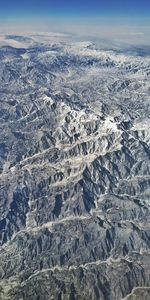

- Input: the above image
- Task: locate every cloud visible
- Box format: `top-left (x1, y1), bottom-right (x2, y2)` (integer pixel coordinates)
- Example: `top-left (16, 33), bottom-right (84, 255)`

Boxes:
top-left (129, 32), bottom-right (144, 35)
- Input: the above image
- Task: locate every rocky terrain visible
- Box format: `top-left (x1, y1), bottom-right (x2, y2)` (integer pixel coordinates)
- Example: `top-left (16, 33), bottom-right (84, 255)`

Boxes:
top-left (0, 34), bottom-right (150, 299)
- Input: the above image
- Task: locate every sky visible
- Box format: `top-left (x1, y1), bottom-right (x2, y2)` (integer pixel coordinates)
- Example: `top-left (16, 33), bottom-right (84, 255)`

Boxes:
top-left (0, 0), bottom-right (150, 45)
top-left (1, 0), bottom-right (150, 18)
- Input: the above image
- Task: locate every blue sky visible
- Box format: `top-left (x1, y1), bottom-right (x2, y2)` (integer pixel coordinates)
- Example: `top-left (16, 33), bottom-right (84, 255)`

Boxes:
top-left (0, 0), bottom-right (150, 45)
top-left (1, 0), bottom-right (150, 18)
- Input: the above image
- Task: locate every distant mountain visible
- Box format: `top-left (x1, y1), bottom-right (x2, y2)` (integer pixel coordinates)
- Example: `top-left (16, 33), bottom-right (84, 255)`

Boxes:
top-left (5, 35), bottom-right (33, 43)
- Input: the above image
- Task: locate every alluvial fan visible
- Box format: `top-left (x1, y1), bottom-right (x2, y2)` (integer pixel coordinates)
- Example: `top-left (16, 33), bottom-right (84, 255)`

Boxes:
top-left (0, 35), bottom-right (150, 300)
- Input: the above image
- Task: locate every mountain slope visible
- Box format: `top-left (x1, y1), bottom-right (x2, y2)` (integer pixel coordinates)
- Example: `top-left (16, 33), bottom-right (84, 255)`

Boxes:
top-left (0, 35), bottom-right (150, 300)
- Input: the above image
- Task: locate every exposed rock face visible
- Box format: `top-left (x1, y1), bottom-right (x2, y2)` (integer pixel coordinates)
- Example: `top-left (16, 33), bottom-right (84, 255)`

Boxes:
top-left (0, 35), bottom-right (150, 299)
